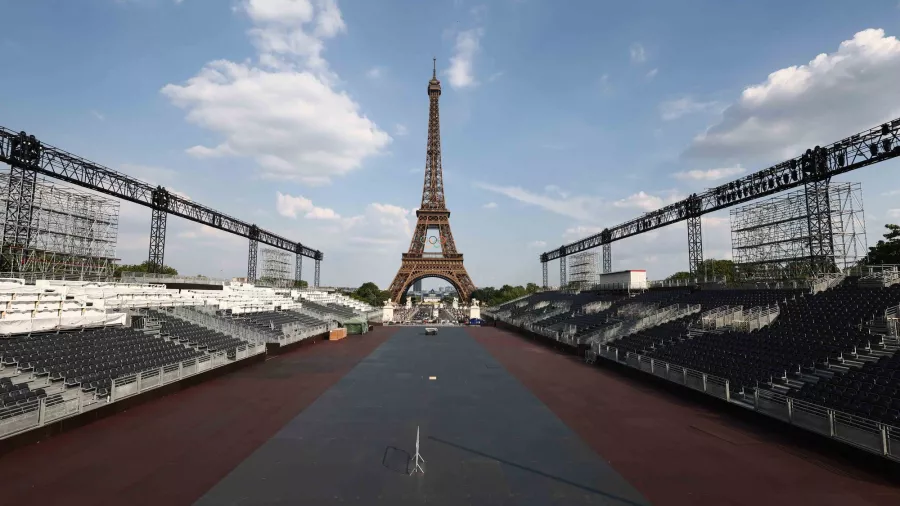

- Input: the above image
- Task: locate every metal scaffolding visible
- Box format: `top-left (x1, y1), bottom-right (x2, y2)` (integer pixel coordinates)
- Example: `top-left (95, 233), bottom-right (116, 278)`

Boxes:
top-left (730, 182), bottom-right (865, 280)
top-left (0, 170), bottom-right (119, 280)
top-left (260, 247), bottom-right (292, 288)
top-left (568, 251), bottom-right (600, 289)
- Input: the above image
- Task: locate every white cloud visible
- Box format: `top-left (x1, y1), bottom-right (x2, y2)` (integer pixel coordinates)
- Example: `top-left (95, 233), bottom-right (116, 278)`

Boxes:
top-left (394, 124), bottom-right (408, 136)
top-left (366, 66), bottom-right (384, 79)
top-left (685, 28), bottom-right (900, 161)
top-left (544, 185), bottom-right (569, 199)
top-left (447, 28), bottom-right (484, 89)
top-left (882, 189), bottom-right (900, 196)
top-left (528, 240), bottom-right (547, 248)
top-left (888, 209), bottom-right (900, 218)
top-left (474, 182), bottom-right (605, 221)
top-left (90, 110), bottom-right (105, 121)
top-left (613, 191), bottom-right (682, 212)
top-left (275, 191), bottom-right (341, 220)
top-left (646, 68), bottom-right (658, 80)
top-left (673, 166), bottom-right (745, 181)
top-left (162, 0), bottom-right (391, 185)
top-left (659, 97), bottom-right (721, 121)
top-left (630, 43), bottom-right (646, 64)
top-left (276, 193), bottom-right (411, 245)
top-left (488, 71), bottom-right (503, 82)
top-left (483, 201), bottom-right (498, 209)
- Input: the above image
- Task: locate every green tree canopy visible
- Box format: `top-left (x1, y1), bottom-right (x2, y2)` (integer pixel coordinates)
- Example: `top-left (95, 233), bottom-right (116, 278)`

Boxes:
top-left (864, 224), bottom-right (900, 265)
top-left (349, 281), bottom-right (392, 307)
top-left (666, 259), bottom-right (735, 282)
top-left (114, 261), bottom-right (177, 278)
top-left (470, 283), bottom-right (541, 306)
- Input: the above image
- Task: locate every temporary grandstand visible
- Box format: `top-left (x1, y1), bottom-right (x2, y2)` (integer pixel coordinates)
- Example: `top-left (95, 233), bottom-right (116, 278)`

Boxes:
top-left (485, 272), bottom-right (900, 462)
top-left (0, 277), bottom-right (357, 441)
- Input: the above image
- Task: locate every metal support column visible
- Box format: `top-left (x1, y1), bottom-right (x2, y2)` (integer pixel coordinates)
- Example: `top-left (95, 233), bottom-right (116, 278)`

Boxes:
top-left (803, 147), bottom-right (835, 274)
top-left (602, 243), bottom-right (611, 274)
top-left (314, 255), bottom-right (321, 288)
top-left (541, 260), bottom-right (548, 289)
top-left (686, 195), bottom-right (703, 275)
top-left (247, 225), bottom-right (259, 283)
top-left (295, 252), bottom-right (302, 286)
top-left (0, 133), bottom-right (40, 275)
top-left (559, 257), bottom-right (567, 288)
top-left (148, 186), bottom-right (169, 273)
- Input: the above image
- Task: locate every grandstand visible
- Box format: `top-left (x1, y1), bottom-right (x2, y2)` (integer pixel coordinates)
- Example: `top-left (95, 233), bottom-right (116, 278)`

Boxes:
top-left (485, 272), bottom-right (900, 461)
top-left (0, 278), bottom-right (351, 441)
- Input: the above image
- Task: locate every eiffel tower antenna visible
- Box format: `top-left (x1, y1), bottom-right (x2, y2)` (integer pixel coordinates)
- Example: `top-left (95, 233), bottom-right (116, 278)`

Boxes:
top-left (387, 62), bottom-right (476, 303)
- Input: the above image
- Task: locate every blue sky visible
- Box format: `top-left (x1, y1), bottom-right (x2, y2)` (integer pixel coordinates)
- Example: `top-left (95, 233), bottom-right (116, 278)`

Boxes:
top-left (2, 0), bottom-right (900, 289)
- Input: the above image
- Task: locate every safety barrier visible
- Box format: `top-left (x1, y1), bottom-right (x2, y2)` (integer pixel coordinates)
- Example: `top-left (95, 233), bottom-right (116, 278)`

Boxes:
top-left (591, 345), bottom-right (900, 462)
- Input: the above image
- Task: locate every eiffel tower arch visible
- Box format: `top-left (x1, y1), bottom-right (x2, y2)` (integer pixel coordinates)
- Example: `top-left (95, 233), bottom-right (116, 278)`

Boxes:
top-left (388, 60), bottom-right (476, 303)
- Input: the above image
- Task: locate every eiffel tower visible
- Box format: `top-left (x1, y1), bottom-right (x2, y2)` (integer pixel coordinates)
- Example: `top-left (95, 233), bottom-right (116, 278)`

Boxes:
top-left (387, 60), bottom-right (476, 303)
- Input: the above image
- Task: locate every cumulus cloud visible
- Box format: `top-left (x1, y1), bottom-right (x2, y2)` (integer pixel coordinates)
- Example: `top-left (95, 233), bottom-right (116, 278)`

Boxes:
top-left (275, 191), bottom-right (341, 220)
top-left (483, 201), bottom-right (498, 209)
top-left (394, 124), bottom-right (408, 136)
top-left (646, 68), bottom-right (658, 80)
top-left (528, 240), bottom-right (547, 248)
top-left (162, 0), bottom-right (391, 185)
top-left (447, 28), bottom-right (484, 89)
top-left (685, 28), bottom-right (900, 162)
top-left (673, 166), bottom-right (745, 181)
top-left (612, 191), bottom-right (683, 212)
top-left (660, 97), bottom-right (721, 121)
top-left (276, 192), bottom-right (411, 246)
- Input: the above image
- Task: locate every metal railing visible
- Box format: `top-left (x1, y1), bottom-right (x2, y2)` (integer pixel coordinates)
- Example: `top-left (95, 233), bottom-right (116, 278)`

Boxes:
top-left (590, 345), bottom-right (900, 462)
top-left (0, 340), bottom-right (266, 441)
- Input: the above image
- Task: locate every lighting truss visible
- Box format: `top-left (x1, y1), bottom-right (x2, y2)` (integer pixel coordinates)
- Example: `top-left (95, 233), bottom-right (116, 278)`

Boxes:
top-left (540, 118), bottom-right (900, 262)
top-left (0, 127), bottom-right (321, 260)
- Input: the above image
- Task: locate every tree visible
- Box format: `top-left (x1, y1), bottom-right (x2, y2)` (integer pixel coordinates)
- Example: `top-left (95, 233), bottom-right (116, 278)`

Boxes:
top-left (349, 281), bottom-right (391, 307)
top-left (665, 259), bottom-right (735, 282)
top-left (293, 280), bottom-right (309, 288)
top-left (114, 261), bottom-right (177, 278)
top-left (470, 283), bottom-right (541, 307)
top-left (863, 224), bottom-right (900, 265)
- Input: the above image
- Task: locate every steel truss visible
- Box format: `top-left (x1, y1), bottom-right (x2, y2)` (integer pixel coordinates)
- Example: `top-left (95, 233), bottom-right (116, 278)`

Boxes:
top-left (540, 118), bottom-right (900, 267)
top-left (0, 170), bottom-right (119, 280)
top-left (602, 243), bottom-right (611, 274)
top-left (314, 258), bottom-right (321, 288)
top-left (247, 226), bottom-right (258, 283)
top-left (730, 182), bottom-right (865, 279)
top-left (0, 129), bottom-right (322, 265)
top-left (542, 261), bottom-right (548, 288)
top-left (568, 251), bottom-right (600, 289)
top-left (148, 187), bottom-right (167, 272)
top-left (295, 253), bottom-right (302, 285)
top-left (260, 247), bottom-right (292, 288)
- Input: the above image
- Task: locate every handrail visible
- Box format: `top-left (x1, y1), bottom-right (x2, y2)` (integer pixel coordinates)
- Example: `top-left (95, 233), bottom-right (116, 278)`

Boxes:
top-left (594, 344), bottom-right (899, 462)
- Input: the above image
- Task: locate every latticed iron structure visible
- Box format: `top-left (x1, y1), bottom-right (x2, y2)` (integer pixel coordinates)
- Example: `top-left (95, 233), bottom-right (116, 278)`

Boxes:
top-left (388, 60), bottom-right (476, 302)
top-left (730, 182), bottom-right (865, 280)
top-left (0, 170), bottom-right (119, 280)
top-left (568, 251), bottom-right (600, 288)
top-left (259, 247), bottom-right (292, 288)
